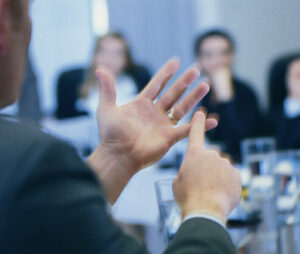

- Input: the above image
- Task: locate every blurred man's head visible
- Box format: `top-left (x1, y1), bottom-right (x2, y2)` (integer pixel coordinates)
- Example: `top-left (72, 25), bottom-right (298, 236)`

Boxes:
top-left (287, 58), bottom-right (300, 99)
top-left (0, 0), bottom-right (31, 109)
top-left (194, 29), bottom-right (235, 77)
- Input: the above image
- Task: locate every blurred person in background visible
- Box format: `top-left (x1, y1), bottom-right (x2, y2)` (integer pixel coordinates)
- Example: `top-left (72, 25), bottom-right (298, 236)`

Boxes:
top-left (56, 32), bottom-right (151, 119)
top-left (267, 53), bottom-right (300, 114)
top-left (264, 57), bottom-right (300, 149)
top-left (49, 33), bottom-right (151, 155)
top-left (0, 0), bottom-right (241, 253)
top-left (194, 29), bottom-right (260, 162)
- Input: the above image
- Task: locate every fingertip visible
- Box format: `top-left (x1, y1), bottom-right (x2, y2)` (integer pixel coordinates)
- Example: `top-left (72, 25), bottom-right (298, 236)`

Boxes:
top-left (193, 110), bottom-right (205, 122)
top-left (201, 82), bottom-right (210, 93)
top-left (205, 118), bottom-right (218, 131)
top-left (198, 111), bottom-right (206, 120)
top-left (189, 111), bottom-right (205, 145)
top-left (168, 57), bottom-right (180, 73)
top-left (211, 118), bottom-right (218, 127)
top-left (192, 62), bottom-right (201, 72)
top-left (190, 68), bottom-right (201, 79)
top-left (170, 56), bottom-right (180, 64)
top-left (95, 66), bottom-right (113, 78)
top-left (95, 67), bottom-right (107, 82)
top-left (94, 68), bottom-right (102, 79)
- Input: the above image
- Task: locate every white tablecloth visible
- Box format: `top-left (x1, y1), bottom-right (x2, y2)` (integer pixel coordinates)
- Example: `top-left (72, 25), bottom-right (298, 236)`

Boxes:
top-left (112, 166), bottom-right (178, 226)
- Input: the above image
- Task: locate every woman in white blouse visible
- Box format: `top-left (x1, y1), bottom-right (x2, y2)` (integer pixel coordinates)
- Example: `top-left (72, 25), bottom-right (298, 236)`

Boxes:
top-left (46, 33), bottom-right (150, 155)
top-left (78, 33), bottom-right (141, 114)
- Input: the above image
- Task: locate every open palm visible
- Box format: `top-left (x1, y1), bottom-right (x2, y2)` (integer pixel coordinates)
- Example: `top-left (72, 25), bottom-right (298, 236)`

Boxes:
top-left (96, 59), bottom-right (217, 173)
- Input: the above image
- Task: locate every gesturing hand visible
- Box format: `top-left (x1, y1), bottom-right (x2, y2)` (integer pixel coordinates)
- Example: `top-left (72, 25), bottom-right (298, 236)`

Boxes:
top-left (96, 59), bottom-right (217, 173)
top-left (88, 59), bottom-right (218, 204)
top-left (173, 111), bottom-right (241, 224)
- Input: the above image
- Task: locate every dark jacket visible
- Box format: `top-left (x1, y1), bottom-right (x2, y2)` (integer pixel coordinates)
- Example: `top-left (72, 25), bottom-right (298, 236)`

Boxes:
top-left (201, 78), bottom-right (260, 162)
top-left (55, 65), bottom-right (151, 119)
top-left (0, 115), bottom-right (236, 254)
top-left (261, 108), bottom-right (300, 150)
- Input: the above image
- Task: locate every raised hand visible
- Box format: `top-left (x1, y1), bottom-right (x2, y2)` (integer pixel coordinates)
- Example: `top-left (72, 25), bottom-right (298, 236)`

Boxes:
top-left (96, 59), bottom-right (217, 171)
top-left (88, 59), bottom-right (218, 203)
top-left (173, 111), bottom-right (241, 223)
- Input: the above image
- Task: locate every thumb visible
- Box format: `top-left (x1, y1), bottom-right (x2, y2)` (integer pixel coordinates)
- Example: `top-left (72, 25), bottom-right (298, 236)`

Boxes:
top-left (188, 111), bottom-right (206, 149)
top-left (95, 67), bottom-right (117, 107)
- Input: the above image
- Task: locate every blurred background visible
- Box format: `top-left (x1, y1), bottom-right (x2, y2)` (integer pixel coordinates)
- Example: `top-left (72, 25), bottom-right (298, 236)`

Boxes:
top-left (28, 0), bottom-right (300, 114)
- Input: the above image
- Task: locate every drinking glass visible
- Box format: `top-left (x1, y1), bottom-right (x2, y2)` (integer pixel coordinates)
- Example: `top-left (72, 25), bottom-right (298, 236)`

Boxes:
top-left (241, 137), bottom-right (276, 176)
top-left (155, 179), bottom-right (181, 242)
top-left (272, 150), bottom-right (300, 254)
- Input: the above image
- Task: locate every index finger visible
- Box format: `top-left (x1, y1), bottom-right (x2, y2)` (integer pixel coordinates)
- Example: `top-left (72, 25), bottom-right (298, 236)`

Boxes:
top-left (139, 58), bottom-right (180, 100)
top-left (188, 111), bottom-right (206, 148)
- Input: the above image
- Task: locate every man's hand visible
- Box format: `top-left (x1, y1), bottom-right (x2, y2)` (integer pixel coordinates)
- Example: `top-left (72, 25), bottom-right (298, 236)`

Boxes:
top-left (173, 111), bottom-right (241, 224)
top-left (211, 67), bottom-right (234, 103)
top-left (88, 59), bottom-right (218, 204)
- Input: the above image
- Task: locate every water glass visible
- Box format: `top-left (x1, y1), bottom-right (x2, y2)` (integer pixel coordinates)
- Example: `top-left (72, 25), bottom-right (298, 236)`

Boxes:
top-left (272, 150), bottom-right (300, 254)
top-left (241, 137), bottom-right (276, 176)
top-left (155, 179), bottom-right (181, 242)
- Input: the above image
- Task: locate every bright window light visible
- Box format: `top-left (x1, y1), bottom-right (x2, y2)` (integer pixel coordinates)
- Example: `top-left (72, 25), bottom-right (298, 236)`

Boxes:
top-left (91, 0), bottom-right (110, 36)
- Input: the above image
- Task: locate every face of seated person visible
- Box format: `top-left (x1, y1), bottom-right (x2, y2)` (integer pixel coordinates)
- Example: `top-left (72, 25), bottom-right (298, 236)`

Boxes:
top-left (287, 59), bottom-right (300, 99)
top-left (197, 36), bottom-right (234, 78)
top-left (93, 36), bottom-right (128, 78)
top-left (0, 0), bottom-right (31, 109)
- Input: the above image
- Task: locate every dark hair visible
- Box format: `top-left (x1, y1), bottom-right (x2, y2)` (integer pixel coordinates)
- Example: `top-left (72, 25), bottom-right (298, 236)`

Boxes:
top-left (194, 29), bottom-right (235, 56)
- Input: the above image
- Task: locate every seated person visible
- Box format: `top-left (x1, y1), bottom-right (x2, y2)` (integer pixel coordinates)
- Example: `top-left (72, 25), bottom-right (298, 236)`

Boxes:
top-left (0, 1), bottom-right (241, 253)
top-left (48, 33), bottom-right (151, 154)
top-left (265, 57), bottom-right (300, 149)
top-left (194, 29), bottom-right (260, 162)
top-left (56, 32), bottom-right (151, 119)
top-left (267, 53), bottom-right (300, 114)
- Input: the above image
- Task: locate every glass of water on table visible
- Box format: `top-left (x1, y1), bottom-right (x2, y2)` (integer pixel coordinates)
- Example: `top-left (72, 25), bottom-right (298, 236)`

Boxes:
top-left (272, 150), bottom-right (300, 254)
top-left (239, 138), bottom-right (278, 253)
top-left (155, 179), bottom-right (181, 243)
top-left (241, 137), bottom-right (276, 177)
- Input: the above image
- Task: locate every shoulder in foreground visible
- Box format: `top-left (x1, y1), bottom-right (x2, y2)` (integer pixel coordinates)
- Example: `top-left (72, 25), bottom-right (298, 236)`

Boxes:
top-left (0, 115), bottom-right (66, 155)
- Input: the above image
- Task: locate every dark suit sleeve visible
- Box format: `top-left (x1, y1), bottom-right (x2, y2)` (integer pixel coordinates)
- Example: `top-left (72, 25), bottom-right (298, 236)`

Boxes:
top-left (165, 218), bottom-right (236, 254)
top-left (1, 138), bottom-right (236, 254)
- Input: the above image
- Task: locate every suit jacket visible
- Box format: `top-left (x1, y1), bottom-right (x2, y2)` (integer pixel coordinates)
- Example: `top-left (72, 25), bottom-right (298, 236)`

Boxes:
top-left (201, 77), bottom-right (260, 162)
top-left (0, 115), bottom-right (236, 254)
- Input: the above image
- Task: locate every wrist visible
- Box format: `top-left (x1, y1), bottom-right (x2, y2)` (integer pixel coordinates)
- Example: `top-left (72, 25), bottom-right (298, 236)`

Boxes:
top-left (89, 145), bottom-right (142, 174)
top-left (87, 145), bottom-right (139, 204)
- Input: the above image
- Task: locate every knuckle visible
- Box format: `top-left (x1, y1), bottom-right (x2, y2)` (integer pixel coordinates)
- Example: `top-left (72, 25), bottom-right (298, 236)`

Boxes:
top-left (173, 108), bottom-right (184, 120)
